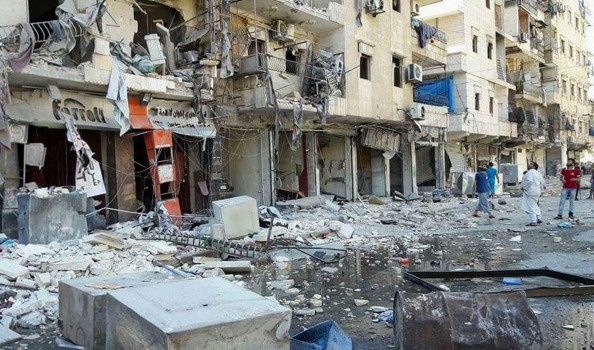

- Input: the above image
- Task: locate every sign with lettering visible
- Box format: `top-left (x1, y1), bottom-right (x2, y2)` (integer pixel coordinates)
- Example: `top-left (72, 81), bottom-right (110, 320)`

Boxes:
top-left (147, 100), bottom-right (217, 138)
top-left (6, 90), bottom-right (120, 131)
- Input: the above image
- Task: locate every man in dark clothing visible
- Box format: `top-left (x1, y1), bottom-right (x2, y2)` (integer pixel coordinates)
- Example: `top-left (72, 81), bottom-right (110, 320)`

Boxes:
top-left (555, 158), bottom-right (580, 220)
top-left (473, 165), bottom-right (495, 219)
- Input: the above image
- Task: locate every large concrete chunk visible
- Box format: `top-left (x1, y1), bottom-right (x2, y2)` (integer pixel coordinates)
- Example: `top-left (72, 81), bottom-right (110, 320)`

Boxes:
top-left (212, 196), bottom-right (259, 238)
top-left (17, 192), bottom-right (88, 244)
top-left (0, 260), bottom-right (29, 280)
top-left (105, 278), bottom-right (291, 350)
top-left (59, 272), bottom-right (179, 350)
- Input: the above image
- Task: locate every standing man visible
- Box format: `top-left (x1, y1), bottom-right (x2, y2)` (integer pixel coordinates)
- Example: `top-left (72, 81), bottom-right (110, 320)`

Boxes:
top-left (486, 162), bottom-right (498, 197)
top-left (575, 162), bottom-right (582, 200)
top-left (555, 158), bottom-right (581, 220)
top-left (473, 165), bottom-right (495, 219)
top-left (521, 162), bottom-right (545, 226)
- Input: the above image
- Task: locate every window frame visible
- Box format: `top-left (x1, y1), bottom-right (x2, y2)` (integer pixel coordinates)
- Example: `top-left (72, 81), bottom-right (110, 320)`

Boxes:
top-left (392, 56), bottom-right (403, 88)
top-left (472, 35), bottom-right (478, 53)
top-left (360, 54), bottom-right (371, 80)
top-left (475, 93), bottom-right (480, 111)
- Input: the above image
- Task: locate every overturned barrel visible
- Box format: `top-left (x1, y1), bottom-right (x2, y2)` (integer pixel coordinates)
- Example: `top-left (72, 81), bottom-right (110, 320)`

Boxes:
top-left (394, 291), bottom-right (542, 350)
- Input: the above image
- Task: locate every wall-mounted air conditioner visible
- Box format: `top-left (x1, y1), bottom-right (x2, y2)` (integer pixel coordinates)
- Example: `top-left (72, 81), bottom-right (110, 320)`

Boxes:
top-left (365, 0), bottom-right (385, 16)
top-left (557, 3), bottom-right (566, 12)
top-left (407, 63), bottom-right (423, 83)
top-left (411, 1), bottom-right (420, 16)
top-left (518, 32), bottom-right (529, 43)
top-left (272, 20), bottom-right (294, 42)
top-left (409, 103), bottom-right (426, 120)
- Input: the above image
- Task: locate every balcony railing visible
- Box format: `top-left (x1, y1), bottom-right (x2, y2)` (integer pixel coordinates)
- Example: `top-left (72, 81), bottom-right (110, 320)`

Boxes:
top-left (0, 20), bottom-right (86, 50)
top-left (413, 89), bottom-right (449, 107)
top-left (505, 0), bottom-right (545, 16)
top-left (238, 53), bottom-right (325, 78)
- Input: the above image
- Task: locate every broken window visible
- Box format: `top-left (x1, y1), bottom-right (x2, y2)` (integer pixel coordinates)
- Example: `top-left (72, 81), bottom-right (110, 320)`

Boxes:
top-left (28, 0), bottom-right (60, 22)
top-left (475, 93), bottom-right (480, 111)
top-left (486, 0), bottom-right (491, 9)
top-left (393, 0), bottom-right (400, 12)
top-left (487, 42), bottom-right (493, 59)
top-left (285, 49), bottom-right (299, 75)
top-left (472, 35), bottom-right (478, 53)
top-left (393, 57), bottom-right (402, 88)
top-left (360, 54), bottom-right (371, 80)
top-left (489, 97), bottom-right (494, 114)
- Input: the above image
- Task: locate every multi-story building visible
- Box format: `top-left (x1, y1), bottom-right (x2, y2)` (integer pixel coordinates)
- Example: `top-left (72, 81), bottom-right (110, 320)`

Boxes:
top-left (419, 0), bottom-right (519, 190)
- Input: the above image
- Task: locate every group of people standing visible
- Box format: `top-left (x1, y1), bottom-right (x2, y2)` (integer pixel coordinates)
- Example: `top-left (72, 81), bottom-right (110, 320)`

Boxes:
top-left (472, 159), bottom-right (594, 226)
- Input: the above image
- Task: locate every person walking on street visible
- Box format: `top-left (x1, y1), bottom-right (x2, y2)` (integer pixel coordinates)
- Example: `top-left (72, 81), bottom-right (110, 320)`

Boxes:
top-left (486, 162), bottom-right (498, 197)
top-left (575, 162), bottom-right (582, 200)
top-left (555, 158), bottom-right (581, 220)
top-left (521, 162), bottom-right (545, 226)
top-left (473, 165), bottom-right (495, 219)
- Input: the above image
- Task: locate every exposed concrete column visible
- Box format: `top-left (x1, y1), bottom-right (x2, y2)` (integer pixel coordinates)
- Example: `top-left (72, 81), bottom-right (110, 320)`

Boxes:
top-left (305, 133), bottom-right (319, 197)
top-left (345, 137), bottom-right (356, 201)
top-left (0, 146), bottom-right (20, 234)
top-left (115, 137), bottom-right (137, 222)
top-left (435, 143), bottom-right (446, 189)
top-left (261, 130), bottom-right (274, 205)
top-left (401, 137), bottom-right (418, 197)
top-left (561, 142), bottom-right (568, 168)
top-left (382, 152), bottom-right (394, 196)
top-left (101, 132), bottom-right (118, 225)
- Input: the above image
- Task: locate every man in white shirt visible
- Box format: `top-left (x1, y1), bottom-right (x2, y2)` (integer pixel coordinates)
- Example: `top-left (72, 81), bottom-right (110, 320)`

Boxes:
top-left (521, 161), bottom-right (546, 226)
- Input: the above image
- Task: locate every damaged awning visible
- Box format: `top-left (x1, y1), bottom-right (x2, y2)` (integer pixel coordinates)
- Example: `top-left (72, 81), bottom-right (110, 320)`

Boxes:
top-left (145, 99), bottom-right (216, 138)
top-left (6, 90), bottom-right (121, 131)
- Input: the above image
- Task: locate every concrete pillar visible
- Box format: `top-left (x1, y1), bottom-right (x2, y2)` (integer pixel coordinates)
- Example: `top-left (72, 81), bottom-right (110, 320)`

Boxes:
top-left (261, 130), bottom-right (274, 206)
top-left (101, 132), bottom-right (118, 225)
top-left (345, 137), bottom-right (356, 201)
top-left (561, 142), bottom-right (568, 167)
top-left (382, 152), bottom-right (394, 196)
top-left (305, 133), bottom-right (319, 197)
top-left (435, 143), bottom-right (446, 189)
top-left (401, 137), bottom-right (418, 197)
top-left (0, 146), bottom-right (20, 236)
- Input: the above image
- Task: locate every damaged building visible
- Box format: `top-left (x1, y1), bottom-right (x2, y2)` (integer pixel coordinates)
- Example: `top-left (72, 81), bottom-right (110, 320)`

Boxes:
top-left (0, 0), bottom-right (593, 234)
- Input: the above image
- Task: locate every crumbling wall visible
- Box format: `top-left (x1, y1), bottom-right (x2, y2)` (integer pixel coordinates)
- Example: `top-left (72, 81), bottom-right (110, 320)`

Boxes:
top-left (0, 0), bottom-right (27, 25)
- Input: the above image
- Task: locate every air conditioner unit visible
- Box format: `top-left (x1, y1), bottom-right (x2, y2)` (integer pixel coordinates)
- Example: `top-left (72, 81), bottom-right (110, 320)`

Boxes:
top-left (407, 63), bottom-right (423, 83)
top-left (365, 0), bottom-right (385, 15)
top-left (272, 20), bottom-right (294, 42)
top-left (557, 3), bottom-right (566, 12)
top-left (451, 172), bottom-right (475, 195)
top-left (409, 103), bottom-right (426, 120)
top-left (518, 32), bottom-right (529, 43)
top-left (411, 1), bottom-right (420, 16)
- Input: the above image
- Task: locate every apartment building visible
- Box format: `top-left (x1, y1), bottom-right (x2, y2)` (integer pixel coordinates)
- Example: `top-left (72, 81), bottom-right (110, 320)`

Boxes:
top-left (419, 0), bottom-right (519, 191)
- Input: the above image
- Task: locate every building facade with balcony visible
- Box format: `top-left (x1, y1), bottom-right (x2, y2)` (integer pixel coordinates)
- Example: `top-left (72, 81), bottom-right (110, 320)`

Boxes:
top-left (420, 0), bottom-right (519, 190)
top-left (0, 0), bottom-right (223, 235)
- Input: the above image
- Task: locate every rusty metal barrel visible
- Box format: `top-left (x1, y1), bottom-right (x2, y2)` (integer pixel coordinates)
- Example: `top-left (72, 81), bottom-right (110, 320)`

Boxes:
top-left (394, 291), bottom-right (543, 350)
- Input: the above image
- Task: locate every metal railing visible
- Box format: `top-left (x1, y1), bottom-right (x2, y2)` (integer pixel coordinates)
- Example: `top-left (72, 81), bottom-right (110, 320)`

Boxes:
top-left (413, 90), bottom-right (449, 107)
top-left (0, 20), bottom-right (86, 49)
top-left (238, 53), bottom-right (331, 80)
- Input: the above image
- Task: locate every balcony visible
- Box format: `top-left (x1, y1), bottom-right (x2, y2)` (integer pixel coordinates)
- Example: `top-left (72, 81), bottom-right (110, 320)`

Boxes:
top-left (543, 84), bottom-right (560, 105)
top-left (233, 0), bottom-right (344, 32)
top-left (505, 0), bottom-right (546, 20)
top-left (515, 81), bottom-right (545, 104)
top-left (448, 113), bottom-right (501, 139)
top-left (411, 29), bottom-right (448, 67)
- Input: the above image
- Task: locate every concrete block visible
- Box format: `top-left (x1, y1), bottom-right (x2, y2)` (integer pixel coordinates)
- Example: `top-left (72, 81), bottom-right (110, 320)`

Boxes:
top-left (49, 257), bottom-right (93, 271)
top-left (59, 272), bottom-right (178, 350)
top-left (0, 260), bottom-right (29, 280)
top-left (198, 261), bottom-right (252, 273)
top-left (0, 326), bottom-right (21, 346)
top-left (94, 38), bottom-right (110, 56)
top-left (212, 196), bottom-right (259, 238)
top-left (83, 231), bottom-right (125, 250)
top-left (105, 278), bottom-right (291, 350)
top-left (17, 192), bottom-right (88, 244)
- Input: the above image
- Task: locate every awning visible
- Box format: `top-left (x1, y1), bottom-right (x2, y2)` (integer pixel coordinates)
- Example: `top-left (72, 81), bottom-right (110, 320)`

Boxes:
top-left (130, 98), bottom-right (217, 139)
top-left (6, 90), bottom-right (121, 131)
top-left (445, 144), bottom-right (468, 173)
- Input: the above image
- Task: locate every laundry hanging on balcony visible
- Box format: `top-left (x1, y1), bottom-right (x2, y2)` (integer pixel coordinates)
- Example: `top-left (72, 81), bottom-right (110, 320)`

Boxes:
top-left (411, 18), bottom-right (438, 48)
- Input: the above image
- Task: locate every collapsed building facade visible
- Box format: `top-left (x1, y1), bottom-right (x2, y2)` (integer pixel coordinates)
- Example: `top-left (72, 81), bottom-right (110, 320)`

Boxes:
top-left (0, 0), bottom-right (592, 234)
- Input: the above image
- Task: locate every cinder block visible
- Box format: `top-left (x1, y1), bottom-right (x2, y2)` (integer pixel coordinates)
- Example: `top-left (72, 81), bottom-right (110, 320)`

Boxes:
top-left (59, 272), bottom-right (179, 350)
top-left (212, 196), bottom-right (259, 238)
top-left (105, 278), bottom-right (292, 350)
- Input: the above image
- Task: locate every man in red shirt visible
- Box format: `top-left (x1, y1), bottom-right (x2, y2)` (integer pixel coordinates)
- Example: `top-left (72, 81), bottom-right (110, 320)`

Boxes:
top-left (555, 158), bottom-right (581, 220)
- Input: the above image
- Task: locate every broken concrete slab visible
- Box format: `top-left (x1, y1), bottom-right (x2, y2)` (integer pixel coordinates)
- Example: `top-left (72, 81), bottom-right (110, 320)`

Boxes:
top-left (0, 260), bottom-right (30, 280)
top-left (198, 261), bottom-right (252, 273)
top-left (84, 231), bottom-right (125, 250)
top-left (49, 257), bottom-right (93, 271)
top-left (59, 272), bottom-right (179, 350)
top-left (276, 195), bottom-right (334, 210)
top-left (212, 196), bottom-right (260, 239)
top-left (0, 326), bottom-right (21, 346)
top-left (105, 278), bottom-right (292, 350)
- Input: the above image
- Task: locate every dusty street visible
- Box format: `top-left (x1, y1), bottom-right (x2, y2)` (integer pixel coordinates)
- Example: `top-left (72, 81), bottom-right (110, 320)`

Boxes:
top-left (3, 186), bottom-right (594, 350)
